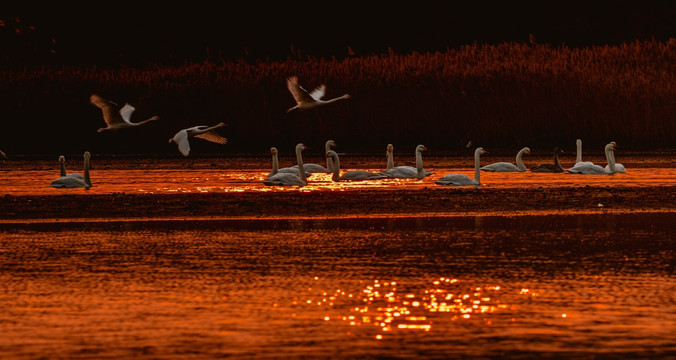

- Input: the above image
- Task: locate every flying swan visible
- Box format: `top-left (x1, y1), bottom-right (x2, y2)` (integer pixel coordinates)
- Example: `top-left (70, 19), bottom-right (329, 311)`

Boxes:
top-left (263, 143), bottom-right (308, 186)
top-left (436, 147), bottom-right (487, 188)
top-left (380, 144), bottom-right (433, 179)
top-left (90, 94), bottom-right (160, 132)
top-left (49, 151), bottom-right (92, 189)
top-left (169, 122), bottom-right (228, 156)
top-left (286, 76), bottom-right (351, 113)
top-left (567, 142), bottom-right (618, 174)
top-left (481, 147), bottom-right (530, 172)
top-left (325, 150), bottom-right (387, 181)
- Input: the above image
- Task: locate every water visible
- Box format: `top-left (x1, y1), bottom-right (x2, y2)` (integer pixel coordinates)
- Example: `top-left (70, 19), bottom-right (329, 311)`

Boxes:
top-left (0, 214), bottom-right (674, 359)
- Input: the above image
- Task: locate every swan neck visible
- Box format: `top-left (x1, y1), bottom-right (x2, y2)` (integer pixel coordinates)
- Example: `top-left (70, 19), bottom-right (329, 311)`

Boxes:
top-left (606, 146), bottom-right (616, 173)
top-left (516, 151), bottom-right (526, 171)
top-left (331, 154), bottom-right (341, 181)
top-left (474, 151), bottom-right (481, 184)
top-left (554, 151), bottom-right (561, 168)
top-left (270, 153), bottom-right (279, 176)
top-left (386, 150), bottom-right (394, 170)
top-left (83, 156), bottom-right (91, 186)
top-left (60, 161), bottom-right (66, 177)
top-left (325, 142), bottom-right (333, 171)
top-left (576, 142), bottom-right (582, 163)
top-left (296, 147), bottom-right (307, 183)
top-left (415, 150), bottom-right (424, 177)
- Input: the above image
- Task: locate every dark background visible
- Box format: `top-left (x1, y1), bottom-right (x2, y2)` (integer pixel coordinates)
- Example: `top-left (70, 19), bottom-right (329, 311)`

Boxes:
top-left (3, 1), bottom-right (675, 67)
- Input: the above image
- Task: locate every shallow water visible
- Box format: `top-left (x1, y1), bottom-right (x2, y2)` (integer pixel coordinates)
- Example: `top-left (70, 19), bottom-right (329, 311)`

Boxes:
top-left (0, 214), bottom-right (674, 359)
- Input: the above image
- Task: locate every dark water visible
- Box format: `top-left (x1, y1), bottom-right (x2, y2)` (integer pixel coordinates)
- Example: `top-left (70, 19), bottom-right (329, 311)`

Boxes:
top-left (1, 213), bottom-right (674, 359)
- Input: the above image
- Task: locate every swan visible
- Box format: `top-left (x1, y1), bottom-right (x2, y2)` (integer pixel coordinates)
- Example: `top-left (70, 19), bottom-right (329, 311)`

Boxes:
top-left (267, 146), bottom-right (305, 178)
top-left (386, 144), bottom-right (394, 170)
top-left (49, 151), bottom-right (92, 189)
top-left (568, 142), bottom-right (617, 174)
top-left (169, 122), bottom-right (228, 156)
top-left (380, 144), bottom-right (433, 179)
top-left (568, 138), bottom-right (594, 170)
top-left (263, 143), bottom-right (308, 186)
top-left (325, 150), bottom-right (387, 181)
top-left (531, 147), bottom-right (565, 173)
top-left (291, 139), bottom-right (337, 173)
top-left (0, 149), bottom-right (6, 158)
top-left (481, 147), bottom-right (530, 172)
top-left (57, 155), bottom-right (84, 180)
top-left (605, 142), bottom-right (626, 173)
top-left (286, 76), bottom-right (351, 113)
top-left (90, 94), bottom-right (160, 132)
top-left (436, 147), bottom-right (486, 188)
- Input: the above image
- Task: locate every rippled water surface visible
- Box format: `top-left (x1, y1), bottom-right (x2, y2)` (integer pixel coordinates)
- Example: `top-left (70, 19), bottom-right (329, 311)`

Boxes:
top-left (1, 214), bottom-right (674, 359)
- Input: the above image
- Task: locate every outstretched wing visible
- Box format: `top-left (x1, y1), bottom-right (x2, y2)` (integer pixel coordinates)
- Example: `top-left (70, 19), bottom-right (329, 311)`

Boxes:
top-left (286, 76), bottom-right (314, 104)
top-left (194, 131), bottom-right (228, 145)
top-left (171, 129), bottom-right (191, 156)
top-left (118, 103), bottom-right (136, 124)
top-left (309, 84), bottom-right (326, 100)
top-left (90, 94), bottom-right (132, 126)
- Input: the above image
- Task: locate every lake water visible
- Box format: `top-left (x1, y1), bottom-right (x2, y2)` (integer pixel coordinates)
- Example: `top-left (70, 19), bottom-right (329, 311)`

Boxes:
top-left (0, 156), bottom-right (675, 358)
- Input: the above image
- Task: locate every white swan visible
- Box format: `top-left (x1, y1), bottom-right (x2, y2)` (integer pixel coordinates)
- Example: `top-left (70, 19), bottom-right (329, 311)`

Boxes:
top-left (380, 144), bottom-right (433, 179)
top-left (531, 147), bottom-right (565, 173)
top-left (604, 142), bottom-right (626, 173)
top-left (267, 147), bottom-right (304, 178)
top-left (286, 76), bottom-right (351, 113)
top-left (481, 147), bottom-right (530, 172)
top-left (326, 150), bottom-right (387, 181)
top-left (169, 122), bottom-right (228, 156)
top-left (436, 147), bottom-right (486, 188)
top-left (49, 151), bottom-right (92, 189)
top-left (263, 143), bottom-right (308, 186)
top-left (57, 155), bottom-right (84, 180)
top-left (568, 138), bottom-right (594, 170)
top-left (291, 139), bottom-right (337, 173)
top-left (90, 94), bottom-right (160, 132)
top-left (568, 142), bottom-right (617, 174)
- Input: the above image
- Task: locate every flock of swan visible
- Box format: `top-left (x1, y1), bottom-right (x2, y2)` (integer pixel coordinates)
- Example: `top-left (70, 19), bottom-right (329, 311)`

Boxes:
top-left (261, 139), bottom-right (624, 188)
top-left (44, 76), bottom-right (624, 190)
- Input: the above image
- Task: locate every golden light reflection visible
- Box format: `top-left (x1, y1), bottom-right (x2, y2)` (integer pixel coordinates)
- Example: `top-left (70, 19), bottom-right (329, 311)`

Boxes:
top-left (303, 277), bottom-right (511, 338)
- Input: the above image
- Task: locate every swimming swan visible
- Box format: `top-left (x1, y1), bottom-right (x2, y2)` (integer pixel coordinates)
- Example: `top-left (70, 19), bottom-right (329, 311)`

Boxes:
top-left (291, 139), bottom-right (337, 173)
top-left (49, 151), bottom-right (91, 189)
top-left (531, 147), bottom-right (565, 173)
top-left (325, 150), bottom-right (387, 181)
top-left (286, 76), bottom-right (351, 113)
top-left (436, 147), bottom-right (486, 188)
top-left (169, 122), bottom-right (227, 156)
top-left (57, 155), bottom-right (84, 180)
top-left (481, 147), bottom-right (530, 172)
top-left (568, 142), bottom-right (617, 174)
top-left (605, 142), bottom-right (626, 173)
top-left (380, 144), bottom-right (433, 179)
top-left (568, 138), bottom-right (594, 170)
top-left (263, 143), bottom-right (308, 186)
top-left (90, 94), bottom-right (160, 132)
top-left (268, 147), bottom-right (305, 178)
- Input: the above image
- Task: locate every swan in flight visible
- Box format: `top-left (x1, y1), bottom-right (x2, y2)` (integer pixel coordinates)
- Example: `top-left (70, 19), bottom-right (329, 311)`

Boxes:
top-left (90, 94), bottom-right (160, 132)
top-left (267, 147), bottom-right (305, 178)
top-left (49, 151), bottom-right (92, 189)
top-left (568, 142), bottom-right (617, 174)
top-left (291, 139), bottom-right (337, 173)
top-left (286, 76), bottom-right (351, 113)
top-left (380, 144), bottom-right (433, 179)
top-left (169, 122), bottom-right (227, 156)
top-left (605, 142), bottom-right (626, 173)
top-left (531, 147), bottom-right (565, 173)
top-left (481, 147), bottom-right (530, 172)
top-left (263, 143), bottom-right (308, 186)
top-left (436, 147), bottom-right (486, 188)
top-left (57, 155), bottom-right (84, 180)
top-left (326, 150), bottom-right (387, 181)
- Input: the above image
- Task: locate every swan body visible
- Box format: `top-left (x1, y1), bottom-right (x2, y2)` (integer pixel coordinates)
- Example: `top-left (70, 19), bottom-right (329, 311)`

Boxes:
top-left (291, 140), bottom-right (337, 173)
top-left (286, 76), bottom-right (351, 113)
top-left (268, 147), bottom-right (305, 178)
top-left (57, 155), bottom-right (84, 180)
top-left (604, 142), bottom-right (626, 173)
top-left (263, 143), bottom-right (308, 186)
top-left (481, 147), bottom-right (530, 172)
top-left (380, 144), bottom-right (433, 179)
top-left (49, 151), bottom-right (91, 189)
top-left (326, 150), bottom-right (387, 181)
top-left (568, 142), bottom-right (617, 174)
top-left (169, 122), bottom-right (227, 156)
top-left (436, 147), bottom-right (486, 188)
top-left (531, 147), bottom-right (565, 173)
top-left (90, 94), bottom-right (160, 132)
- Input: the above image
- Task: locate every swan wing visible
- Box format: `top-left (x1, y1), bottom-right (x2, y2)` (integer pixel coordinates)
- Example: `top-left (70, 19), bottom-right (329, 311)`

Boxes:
top-left (381, 166), bottom-right (417, 178)
top-left (309, 85), bottom-right (326, 100)
top-left (194, 131), bottom-right (228, 145)
top-left (263, 172), bottom-right (305, 186)
top-left (49, 176), bottom-right (87, 188)
top-left (118, 103), bottom-right (136, 124)
top-left (340, 171), bottom-right (386, 181)
top-left (436, 173), bottom-right (474, 186)
top-left (481, 162), bottom-right (519, 172)
top-left (90, 94), bottom-right (125, 126)
top-left (287, 76), bottom-right (315, 104)
top-left (172, 129), bottom-right (191, 156)
top-left (292, 163), bottom-right (329, 173)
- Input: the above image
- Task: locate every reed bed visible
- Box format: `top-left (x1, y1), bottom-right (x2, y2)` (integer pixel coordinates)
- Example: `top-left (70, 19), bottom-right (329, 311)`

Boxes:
top-left (0, 40), bottom-right (673, 156)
